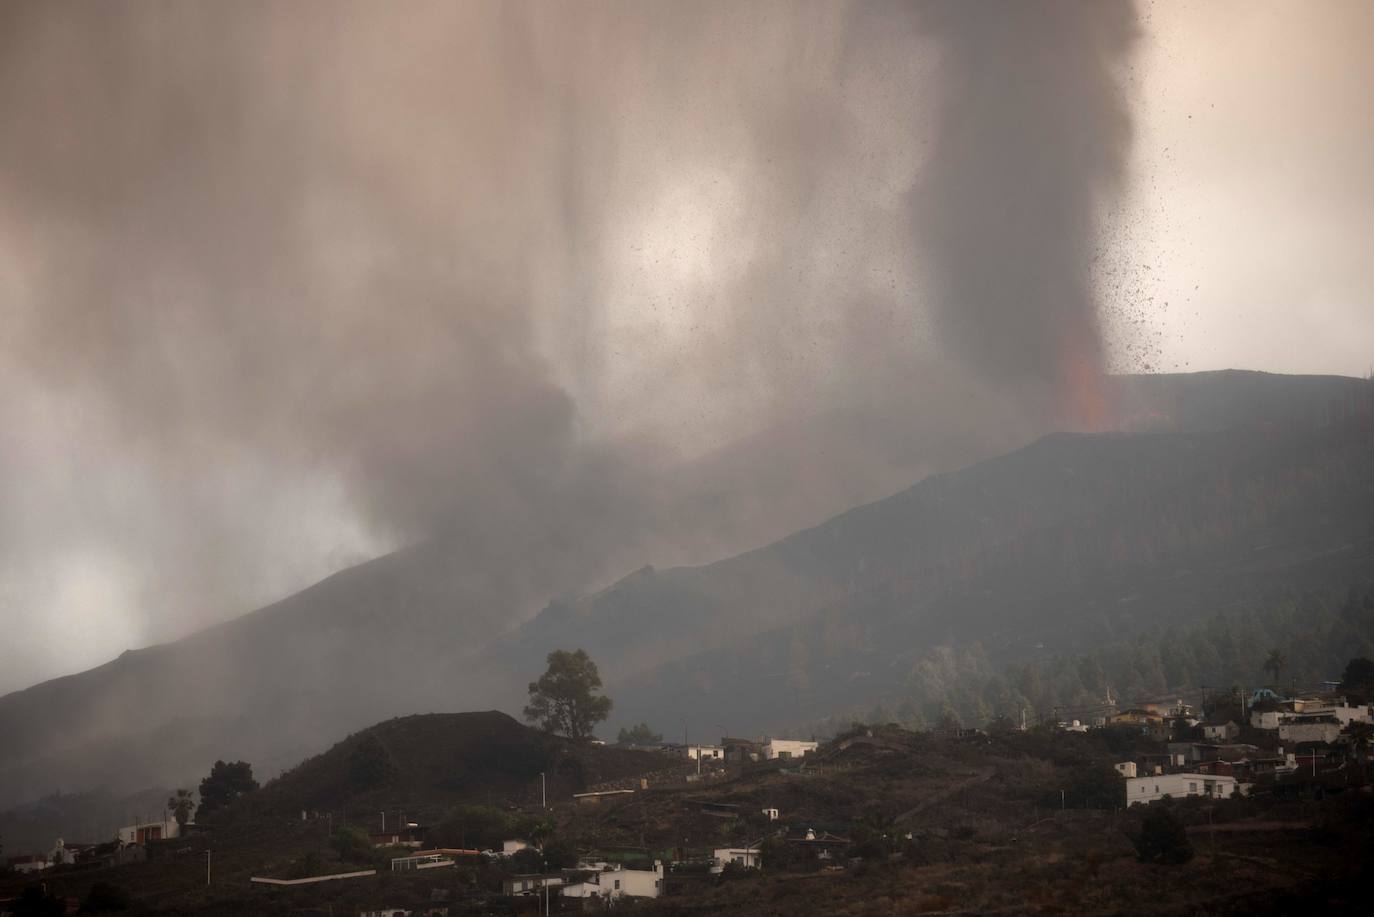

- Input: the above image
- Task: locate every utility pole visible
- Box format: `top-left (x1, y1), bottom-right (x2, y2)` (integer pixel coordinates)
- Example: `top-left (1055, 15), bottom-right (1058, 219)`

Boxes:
top-left (540, 772), bottom-right (547, 809)
top-left (381, 811), bottom-right (386, 833)
top-left (205, 850), bottom-right (211, 887)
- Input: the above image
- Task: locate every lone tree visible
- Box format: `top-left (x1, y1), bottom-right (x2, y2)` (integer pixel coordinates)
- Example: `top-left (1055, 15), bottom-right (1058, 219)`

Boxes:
top-left (197, 760), bottom-right (259, 817)
top-left (167, 788), bottom-right (196, 828)
top-left (524, 649), bottom-right (612, 740)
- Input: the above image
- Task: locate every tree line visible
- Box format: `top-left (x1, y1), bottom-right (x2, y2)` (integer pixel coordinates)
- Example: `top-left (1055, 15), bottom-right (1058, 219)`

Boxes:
top-left (832, 583), bottom-right (1374, 732)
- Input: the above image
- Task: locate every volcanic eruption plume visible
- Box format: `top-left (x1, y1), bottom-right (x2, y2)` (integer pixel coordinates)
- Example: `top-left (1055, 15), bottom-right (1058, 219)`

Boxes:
top-left (0, 0), bottom-right (1141, 691)
top-left (915, 1), bottom-right (1138, 430)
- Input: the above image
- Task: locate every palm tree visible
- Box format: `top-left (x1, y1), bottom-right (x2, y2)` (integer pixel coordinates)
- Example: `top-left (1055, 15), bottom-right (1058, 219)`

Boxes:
top-left (167, 788), bottom-right (196, 829)
top-left (1263, 649), bottom-right (1286, 686)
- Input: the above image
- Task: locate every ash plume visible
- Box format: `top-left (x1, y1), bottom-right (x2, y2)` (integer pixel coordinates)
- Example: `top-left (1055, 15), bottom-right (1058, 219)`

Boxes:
top-left (0, 1), bottom-right (1139, 692)
top-left (914, 1), bottom-right (1139, 429)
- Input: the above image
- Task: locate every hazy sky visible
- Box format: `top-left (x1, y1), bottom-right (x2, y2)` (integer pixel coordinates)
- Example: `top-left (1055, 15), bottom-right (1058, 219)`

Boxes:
top-left (0, 0), bottom-right (1370, 695)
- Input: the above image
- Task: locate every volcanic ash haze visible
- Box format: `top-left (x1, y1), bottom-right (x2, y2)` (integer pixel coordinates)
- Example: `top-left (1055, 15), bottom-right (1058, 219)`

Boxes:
top-left (0, 0), bottom-right (1138, 693)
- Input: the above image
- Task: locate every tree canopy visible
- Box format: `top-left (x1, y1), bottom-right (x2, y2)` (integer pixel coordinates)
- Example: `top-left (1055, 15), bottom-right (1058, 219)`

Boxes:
top-left (616, 722), bottom-right (663, 745)
top-left (197, 760), bottom-right (259, 816)
top-left (524, 649), bottom-right (612, 740)
top-left (1134, 807), bottom-right (1194, 864)
top-left (1339, 656), bottom-right (1374, 703)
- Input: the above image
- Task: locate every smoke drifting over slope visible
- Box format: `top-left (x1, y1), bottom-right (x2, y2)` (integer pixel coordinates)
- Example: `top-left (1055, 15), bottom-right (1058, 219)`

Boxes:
top-left (0, 1), bottom-right (1139, 691)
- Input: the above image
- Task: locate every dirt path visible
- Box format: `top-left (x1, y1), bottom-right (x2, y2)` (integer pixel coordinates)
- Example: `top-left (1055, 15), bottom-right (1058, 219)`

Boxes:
top-left (893, 766), bottom-right (997, 824)
top-left (1186, 819), bottom-right (1313, 833)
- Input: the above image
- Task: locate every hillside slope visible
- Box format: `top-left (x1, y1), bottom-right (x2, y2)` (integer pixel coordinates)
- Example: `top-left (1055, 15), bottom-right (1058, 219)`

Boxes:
top-left (500, 423), bottom-right (1374, 728)
top-left (247, 711), bottom-right (665, 819)
top-left (0, 371), bottom-right (1369, 817)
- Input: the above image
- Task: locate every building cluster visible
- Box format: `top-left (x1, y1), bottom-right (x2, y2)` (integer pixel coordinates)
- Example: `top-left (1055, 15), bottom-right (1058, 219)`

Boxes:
top-left (629, 736), bottom-right (821, 763)
top-left (1088, 690), bottom-right (1374, 807)
top-left (4, 817), bottom-right (185, 876)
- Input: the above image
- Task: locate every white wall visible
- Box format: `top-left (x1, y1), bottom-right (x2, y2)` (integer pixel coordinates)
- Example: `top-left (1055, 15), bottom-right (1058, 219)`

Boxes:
top-left (117, 819), bottom-right (179, 845)
top-left (711, 848), bottom-right (760, 873)
top-left (564, 862), bottom-right (663, 899)
top-left (764, 739), bottom-right (818, 759)
top-left (1126, 773), bottom-right (1238, 806)
top-left (1278, 721), bottom-right (1342, 744)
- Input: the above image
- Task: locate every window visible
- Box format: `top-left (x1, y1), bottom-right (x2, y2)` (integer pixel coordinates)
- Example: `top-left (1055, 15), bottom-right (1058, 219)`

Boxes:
top-left (1189, 783), bottom-right (1197, 793)
top-left (614, 880), bottom-right (621, 890)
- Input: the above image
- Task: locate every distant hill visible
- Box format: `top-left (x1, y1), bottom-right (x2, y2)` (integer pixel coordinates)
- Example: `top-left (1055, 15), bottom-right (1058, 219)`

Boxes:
top-left (0, 369), bottom-right (1369, 834)
top-left (525, 424), bottom-right (1374, 736)
top-left (247, 711), bottom-right (662, 820)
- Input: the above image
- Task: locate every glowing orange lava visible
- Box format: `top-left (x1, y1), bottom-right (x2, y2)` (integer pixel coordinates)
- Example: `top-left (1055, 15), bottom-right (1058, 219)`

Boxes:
top-left (1054, 315), bottom-right (1117, 432)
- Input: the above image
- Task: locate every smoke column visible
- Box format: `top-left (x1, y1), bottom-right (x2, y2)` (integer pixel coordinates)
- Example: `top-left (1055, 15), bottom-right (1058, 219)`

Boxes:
top-left (0, 1), bottom-right (1139, 692)
top-left (915, 1), bottom-right (1139, 429)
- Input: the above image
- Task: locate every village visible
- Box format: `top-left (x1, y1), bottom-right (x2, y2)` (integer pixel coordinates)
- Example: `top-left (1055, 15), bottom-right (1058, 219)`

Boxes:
top-left (4, 670), bottom-right (1374, 915)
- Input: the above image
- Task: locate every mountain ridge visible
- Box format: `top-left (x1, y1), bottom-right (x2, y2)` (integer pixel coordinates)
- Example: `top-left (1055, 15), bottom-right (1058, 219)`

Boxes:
top-left (1, 370), bottom-right (1370, 818)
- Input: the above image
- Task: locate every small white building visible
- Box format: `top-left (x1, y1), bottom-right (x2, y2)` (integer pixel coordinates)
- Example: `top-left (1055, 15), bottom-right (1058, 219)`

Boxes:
top-left (763, 738), bottom-right (818, 760)
top-left (710, 847), bottom-right (761, 874)
top-left (682, 744), bottom-right (725, 761)
top-left (761, 807), bottom-right (779, 821)
top-left (562, 862), bottom-right (663, 900)
top-left (118, 818), bottom-right (179, 846)
top-left (7, 854), bottom-right (49, 874)
top-left (1278, 718), bottom-right (1342, 745)
top-left (1114, 762), bottom-right (1138, 778)
top-left (500, 839), bottom-right (531, 857)
top-left (1126, 773), bottom-right (1239, 806)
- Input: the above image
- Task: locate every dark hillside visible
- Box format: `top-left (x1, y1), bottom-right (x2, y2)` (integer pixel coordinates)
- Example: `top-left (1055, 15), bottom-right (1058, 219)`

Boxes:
top-left (246, 711), bottom-right (664, 821)
top-left (537, 423), bottom-right (1374, 735)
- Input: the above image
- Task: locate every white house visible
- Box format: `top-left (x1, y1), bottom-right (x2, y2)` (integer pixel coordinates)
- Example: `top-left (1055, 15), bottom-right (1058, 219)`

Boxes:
top-left (682, 744), bottom-right (725, 761)
top-left (118, 818), bottom-right (179, 846)
top-left (710, 847), bottom-right (761, 874)
top-left (1302, 704), bottom-right (1371, 727)
top-left (50, 839), bottom-right (88, 866)
top-left (764, 739), bottom-right (818, 760)
top-left (1126, 773), bottom-right (1239, 806)
top-left (7, 854), bottom-right (49, 874)
top-left (1278, 718), bottom-right (1343, 745)
top-left (562, 862), bottom-right (663, 900)
top-left (1114, 762), bottom-right (1138, 778)
top-left (1251, 709), bottom-right (1284, 730)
